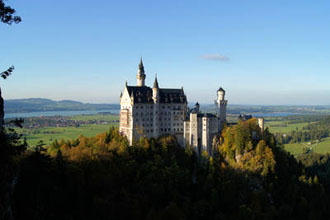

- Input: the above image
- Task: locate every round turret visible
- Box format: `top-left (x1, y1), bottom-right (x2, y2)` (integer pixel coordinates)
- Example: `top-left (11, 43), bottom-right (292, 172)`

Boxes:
top-left (195, 102), bottom-right (200, 112)
top-left (152, 76), bottom-right (160, 103)
top-left (217, 87), bottom-right (225, 101)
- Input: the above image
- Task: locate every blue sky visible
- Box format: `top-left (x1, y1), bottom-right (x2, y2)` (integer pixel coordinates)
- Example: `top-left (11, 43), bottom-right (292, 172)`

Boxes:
top-left (1, 0), bottom-right (330, 105)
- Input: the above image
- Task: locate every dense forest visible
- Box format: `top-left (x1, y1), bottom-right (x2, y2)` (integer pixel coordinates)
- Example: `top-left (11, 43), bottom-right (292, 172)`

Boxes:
top-left (1, 119), bottom-right (330, 219)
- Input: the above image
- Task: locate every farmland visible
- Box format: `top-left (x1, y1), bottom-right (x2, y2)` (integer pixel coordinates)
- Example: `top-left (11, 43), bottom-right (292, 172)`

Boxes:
top-left (12, 112), bottom-right (330, 156)
top-left (14, 114), bottom-right (119, 146)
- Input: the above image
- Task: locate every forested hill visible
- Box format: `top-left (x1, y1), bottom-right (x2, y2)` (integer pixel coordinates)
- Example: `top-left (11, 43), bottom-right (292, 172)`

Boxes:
top-left (4, 98), bottom-right (120, 113)
top-left (6, 98), bottom-right (330, 115)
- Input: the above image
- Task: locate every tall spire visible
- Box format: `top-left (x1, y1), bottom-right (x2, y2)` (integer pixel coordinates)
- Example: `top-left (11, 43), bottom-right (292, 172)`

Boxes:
top-left (138, 57), bottom-right (145, 74)
top-left (136, 57), bottom-right (146, 86)
top-left (153, 74), bottom-right (159, 88)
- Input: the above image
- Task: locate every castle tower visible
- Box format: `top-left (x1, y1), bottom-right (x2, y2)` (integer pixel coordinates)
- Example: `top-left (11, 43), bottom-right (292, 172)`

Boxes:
top-left (136, 58), bottom-right (146, 86)
top-left (215, 87), bottom-right (228, 130)
top-left (152, 76), bottom-right (160, 137)
top-left (195, 102), bottom-right (200, 113)
top-left (258, 118), bottom-right (265, 133)
top-left (152, 75), bottom-right (160, 102)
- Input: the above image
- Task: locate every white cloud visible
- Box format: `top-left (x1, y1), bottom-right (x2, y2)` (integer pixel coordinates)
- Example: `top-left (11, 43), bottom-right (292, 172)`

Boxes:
top-left (201, 54), bottom-right (230, 62)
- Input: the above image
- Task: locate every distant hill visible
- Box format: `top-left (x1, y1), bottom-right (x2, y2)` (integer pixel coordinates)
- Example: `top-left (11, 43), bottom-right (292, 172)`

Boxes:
top-left (201, 104), bottom-right (330, 115)
top-left (5, 98), bottom-right (330, 115)
top-left (5, 98), bottom-right (120, 113)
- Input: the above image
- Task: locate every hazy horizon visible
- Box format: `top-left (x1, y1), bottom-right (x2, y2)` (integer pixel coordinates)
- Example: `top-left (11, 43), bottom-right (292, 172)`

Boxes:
top-left (2, 0), bottom-right (330, 105)
top-left (5, 96), bottom-right (330, 107)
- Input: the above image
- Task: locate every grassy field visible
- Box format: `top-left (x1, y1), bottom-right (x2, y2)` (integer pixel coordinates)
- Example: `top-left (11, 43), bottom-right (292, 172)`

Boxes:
top-left (18, 124), bottom-right (116, 147)
top-left (69, 114), bottom-right (118, 122)
top-left (283, 137), bottom-right (330, 156)
top-left (265, 117), bottom-right (330, 156)
top-left (17, 114), bottom-right (119, 147)
top-left (265, 120), bottom-right (309, 133)
top-left (17, 113), bottom-right (330, 156)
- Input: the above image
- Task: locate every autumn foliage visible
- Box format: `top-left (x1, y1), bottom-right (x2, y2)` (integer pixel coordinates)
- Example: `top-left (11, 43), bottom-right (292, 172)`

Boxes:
top-left (218, 119), bottom-right (276, 176)
top-left (7, 122), bottom-right (330, 219)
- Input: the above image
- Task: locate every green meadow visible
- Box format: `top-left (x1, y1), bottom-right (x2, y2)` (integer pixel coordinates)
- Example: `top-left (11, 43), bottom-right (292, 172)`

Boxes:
top-left (16, 114), bottom-right (330, 156)
top-left (69, 114), bottom-right (119, 122)
top-left (266, 121), bottom-right (309, 133)
top-left (265, 117), bottom-right (330, 156)
top-left (16, 114), bottom-right (119, 147)
top-left (283, 137), bottom-right (330, 156)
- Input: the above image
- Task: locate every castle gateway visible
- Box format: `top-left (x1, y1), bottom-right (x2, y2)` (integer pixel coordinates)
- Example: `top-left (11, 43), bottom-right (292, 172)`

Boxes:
top-left (119, 59), bottom-right (227, 154)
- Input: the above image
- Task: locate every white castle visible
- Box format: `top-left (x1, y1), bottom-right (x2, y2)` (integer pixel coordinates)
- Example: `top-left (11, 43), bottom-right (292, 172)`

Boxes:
top-left (119, 59), bottom-right (227, 154)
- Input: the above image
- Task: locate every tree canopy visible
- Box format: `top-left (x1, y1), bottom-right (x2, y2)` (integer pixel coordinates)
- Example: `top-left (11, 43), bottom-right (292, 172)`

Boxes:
top-left (0, 0), bottom-right (21, 25)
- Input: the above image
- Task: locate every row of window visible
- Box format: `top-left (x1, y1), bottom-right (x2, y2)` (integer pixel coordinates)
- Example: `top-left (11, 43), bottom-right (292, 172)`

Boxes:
top-left (143, 128), bottom-right (184, 133)
top-left (134, 111), bottom-right (184, 116)
top-left (135, 105), bottom-right (183, 110)
top-left (136, 122), bottom-right (183, 127)
top-left (135, 117), bottom-right (184, 122)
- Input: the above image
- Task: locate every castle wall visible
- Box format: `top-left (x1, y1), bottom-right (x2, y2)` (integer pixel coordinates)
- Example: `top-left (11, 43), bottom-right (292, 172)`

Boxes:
top-left (202, 117), bottom-right (209, 152)
top-left (183, 120), bottom-right (190, 147)
top-left (121, 102), bottom-right (186, 146)
top-left (119, 89), bottom-right (133, 145)
top-left (119, 61), bottom-right (187, 146)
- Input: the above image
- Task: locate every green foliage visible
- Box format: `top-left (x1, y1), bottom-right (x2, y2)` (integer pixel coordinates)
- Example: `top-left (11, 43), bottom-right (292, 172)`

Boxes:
top-left (0, 128), bottom-right (27, 219)
top-left (46, 127), bottom-right (129, 160)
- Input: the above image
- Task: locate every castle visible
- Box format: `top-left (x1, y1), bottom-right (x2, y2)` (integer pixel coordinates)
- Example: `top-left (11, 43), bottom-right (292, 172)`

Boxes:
top-left (119, 59), bottom-right (227, 154)
top-left (183, 88), bottom-right (227, 155)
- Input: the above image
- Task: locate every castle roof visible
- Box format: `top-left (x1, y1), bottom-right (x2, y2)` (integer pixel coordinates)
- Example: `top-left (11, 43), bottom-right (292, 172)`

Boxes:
top-left (137, 58), bottom-right (145, 77)
top-left (197, 113), bottom-right (217, 118)
top-left (126, 86), bottom-right (186, 104)
top-left (218, 87), bottom-right (225, 92)
top-left (153, 76), bottom-right (159, 88)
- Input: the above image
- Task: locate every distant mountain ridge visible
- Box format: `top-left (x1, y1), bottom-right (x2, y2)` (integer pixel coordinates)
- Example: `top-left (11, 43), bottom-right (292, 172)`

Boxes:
top-left (5, 98), bottom-right (330, 115)
top-left (5, 98), bottom-right (120, 113)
